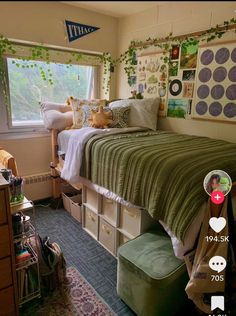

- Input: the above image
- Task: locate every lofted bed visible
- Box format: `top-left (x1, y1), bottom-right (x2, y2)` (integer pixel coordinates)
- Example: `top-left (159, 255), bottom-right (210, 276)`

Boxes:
top-left (46, 103), bottom-right (236, 259)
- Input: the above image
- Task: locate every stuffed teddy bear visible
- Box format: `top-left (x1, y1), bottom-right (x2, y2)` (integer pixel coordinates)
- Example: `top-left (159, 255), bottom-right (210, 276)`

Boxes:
top-left (88, 106), bottom-right (113, 129)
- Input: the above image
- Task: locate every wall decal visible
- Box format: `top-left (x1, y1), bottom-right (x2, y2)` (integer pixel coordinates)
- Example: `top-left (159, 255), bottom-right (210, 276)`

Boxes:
top-left (65, 20), bottom-right (100, 42)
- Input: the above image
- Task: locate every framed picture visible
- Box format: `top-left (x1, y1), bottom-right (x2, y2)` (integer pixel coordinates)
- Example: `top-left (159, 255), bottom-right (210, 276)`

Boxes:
top-left (169, 61), bottom-right (179, 77)
top-left (171, 45), bottom-right (180, 60)
top-left (180, 43), bottom-right (198, 69)
top-left (167, 99), bottom-right (189, 118)
top-left (182, 70), bottom-right (196, 81)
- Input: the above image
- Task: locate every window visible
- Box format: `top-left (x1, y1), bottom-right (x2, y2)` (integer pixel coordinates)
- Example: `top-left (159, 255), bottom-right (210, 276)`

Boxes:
top-left (5, 57), bottom-right (96, 128)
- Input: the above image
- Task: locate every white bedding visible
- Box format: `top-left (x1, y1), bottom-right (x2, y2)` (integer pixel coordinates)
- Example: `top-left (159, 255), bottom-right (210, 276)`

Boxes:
top-left (60, 127), bottom-right (142, 184)
top-left (58, 127), bottom-right (207, 259)
top-left (58, 129), bottom-right (76, 155)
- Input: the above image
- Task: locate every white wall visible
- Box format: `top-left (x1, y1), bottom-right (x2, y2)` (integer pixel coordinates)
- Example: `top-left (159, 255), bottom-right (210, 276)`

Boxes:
top-left (0, 1), bottom-right (118, 200)
top-left (116, 1), bottom-right (236, 142)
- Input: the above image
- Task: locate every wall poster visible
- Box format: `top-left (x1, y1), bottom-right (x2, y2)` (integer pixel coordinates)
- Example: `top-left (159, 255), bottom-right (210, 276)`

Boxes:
top-left (167, 43), bottom-right (198, 118)
top-left (193, 42), bottom-right (236, 122)
top-left (137, 52), bottom-right (168, 117)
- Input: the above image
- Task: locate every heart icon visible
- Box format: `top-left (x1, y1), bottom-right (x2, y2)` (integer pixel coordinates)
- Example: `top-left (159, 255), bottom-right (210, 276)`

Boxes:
top-left (209, 217), bottom-right (226, 233)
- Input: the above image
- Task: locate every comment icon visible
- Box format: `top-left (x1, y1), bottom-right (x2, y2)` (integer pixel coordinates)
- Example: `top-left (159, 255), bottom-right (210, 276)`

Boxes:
top-left (209, 256), bottom-right (226, 273)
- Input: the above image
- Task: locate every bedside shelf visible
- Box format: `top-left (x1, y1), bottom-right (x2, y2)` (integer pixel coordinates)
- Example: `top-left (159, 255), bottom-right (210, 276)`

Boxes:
top-left (11, 197), bottom-right (41, 307)
top-left (13, 223), bottom-right (35, 244)
top-left (19, 289), bottom-right (41, 307)
top-left (10, 197), bottom-right (33, 215)
top-left (15, 242), bottom-right (38, 271)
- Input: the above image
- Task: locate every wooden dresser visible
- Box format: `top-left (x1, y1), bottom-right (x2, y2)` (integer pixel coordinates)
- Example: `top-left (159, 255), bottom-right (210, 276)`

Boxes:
top-left (0, 174), bottom-right (18, 316)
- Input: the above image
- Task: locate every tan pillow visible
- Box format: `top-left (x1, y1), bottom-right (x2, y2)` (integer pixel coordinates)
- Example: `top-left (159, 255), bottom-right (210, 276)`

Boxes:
top-left (71, 99), bottom-right (106, 129)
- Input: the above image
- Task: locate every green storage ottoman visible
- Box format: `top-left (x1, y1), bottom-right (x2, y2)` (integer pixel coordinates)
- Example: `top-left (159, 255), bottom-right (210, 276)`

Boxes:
top-left (117, 230), bottom-right (189, 316)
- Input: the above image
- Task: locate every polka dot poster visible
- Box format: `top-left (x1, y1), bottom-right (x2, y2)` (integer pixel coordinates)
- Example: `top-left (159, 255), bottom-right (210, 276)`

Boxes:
top-left (193, 42), bottom-right (236, 122)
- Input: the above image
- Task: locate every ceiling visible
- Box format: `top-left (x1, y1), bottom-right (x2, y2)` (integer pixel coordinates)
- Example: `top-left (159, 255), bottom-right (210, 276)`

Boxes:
top-left (61, 1), bottom-right (168, 18)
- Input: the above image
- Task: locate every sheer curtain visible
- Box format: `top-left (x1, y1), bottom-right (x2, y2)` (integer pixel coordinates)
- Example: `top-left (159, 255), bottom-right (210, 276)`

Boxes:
top-left (86, 66), bottom-right (95, 99)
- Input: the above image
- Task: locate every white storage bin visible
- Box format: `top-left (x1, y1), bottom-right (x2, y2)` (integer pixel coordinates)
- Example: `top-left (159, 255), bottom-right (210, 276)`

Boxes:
top-left (101, 196), bottom-right (118, 226)
top-left (99, 218), bottom-right (116, 255)
top-left (71, 203), bottom-right (82, 222)
top-left (120, 205), bottom-right (141, 237)
top-left (84, 187), bottom-right (100, 212)
top-left (83, 206), bottom-right (98, 239)
top-left (62, 192), bottom-right (72, 214)
top-left (62, 192), bottom-right (82, 215)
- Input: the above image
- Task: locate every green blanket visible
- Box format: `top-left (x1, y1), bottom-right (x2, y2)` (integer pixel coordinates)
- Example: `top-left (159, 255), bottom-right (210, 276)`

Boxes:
top-left (82, 130), bottom-right (236, 240)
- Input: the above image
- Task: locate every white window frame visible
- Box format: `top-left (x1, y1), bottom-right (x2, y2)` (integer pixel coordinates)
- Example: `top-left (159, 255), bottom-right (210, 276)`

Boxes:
top-left (0, 43), bottom-right (101, 137)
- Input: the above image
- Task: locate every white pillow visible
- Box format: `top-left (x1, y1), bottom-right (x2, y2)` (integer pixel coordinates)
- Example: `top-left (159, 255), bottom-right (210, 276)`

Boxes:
top-left (41, 102), bottom-right (73, 131)
top-left (41, 102), bottom-right (71, 113)
top-left (42, 110), bottom-right (73, 131)
top-left (109, 98), bottom-right (160, 131)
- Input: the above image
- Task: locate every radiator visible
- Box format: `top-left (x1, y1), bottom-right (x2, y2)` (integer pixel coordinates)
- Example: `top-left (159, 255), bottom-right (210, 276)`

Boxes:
top-left (23, 172), bottom-right (52, 201)
top-left (24, 172), bottom-right (51, 185)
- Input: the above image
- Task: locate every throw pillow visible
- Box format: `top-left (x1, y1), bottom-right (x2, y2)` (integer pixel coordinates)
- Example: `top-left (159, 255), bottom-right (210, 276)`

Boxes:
top-left (110, 106), bottom-right (130, 128)
top-left (88, 106), bottom-right (113, 129)
top-left (41, 102), bottom-right (73, 131)
top-left (109, 98), bottom-right (160, 131)
top-left (82, 106), bottom-right (130, 129)
top-left (71, 98), bottom-right (106, 129)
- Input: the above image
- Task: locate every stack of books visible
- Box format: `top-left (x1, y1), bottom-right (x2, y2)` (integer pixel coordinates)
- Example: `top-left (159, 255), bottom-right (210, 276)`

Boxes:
top-left (17, 267), bottom-right (38, 301)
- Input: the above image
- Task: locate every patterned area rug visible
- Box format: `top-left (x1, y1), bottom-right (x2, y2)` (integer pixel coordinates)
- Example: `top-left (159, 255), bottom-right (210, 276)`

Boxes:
top-left (22, 267), bottom-right (115, 316)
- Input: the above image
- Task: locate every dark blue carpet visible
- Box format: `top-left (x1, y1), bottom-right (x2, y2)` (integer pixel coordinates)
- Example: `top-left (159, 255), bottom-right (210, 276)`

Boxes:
top-left (33, 205), bottom-right (135, 316)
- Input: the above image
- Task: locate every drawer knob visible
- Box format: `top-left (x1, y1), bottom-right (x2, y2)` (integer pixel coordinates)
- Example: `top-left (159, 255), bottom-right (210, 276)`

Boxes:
top-left (102, 224), bottom-right (111, 235)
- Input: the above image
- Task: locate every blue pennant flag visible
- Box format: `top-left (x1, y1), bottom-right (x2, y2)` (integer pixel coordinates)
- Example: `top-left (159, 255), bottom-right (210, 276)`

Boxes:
top-left (65, 20), bottom-right (100, 42)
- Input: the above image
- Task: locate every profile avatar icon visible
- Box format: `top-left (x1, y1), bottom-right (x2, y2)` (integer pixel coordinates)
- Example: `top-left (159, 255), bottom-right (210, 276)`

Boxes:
top-left (204, 170), bottom-right (232, 197)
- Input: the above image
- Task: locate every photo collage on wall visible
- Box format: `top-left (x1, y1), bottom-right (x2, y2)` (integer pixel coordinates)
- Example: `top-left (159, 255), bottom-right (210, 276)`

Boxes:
top-left (193, 42), bottom-right (236, 122)
top-left (167, 43), bottom-right (198, 119)
top-left (136, 53), bottom-right (168, 116)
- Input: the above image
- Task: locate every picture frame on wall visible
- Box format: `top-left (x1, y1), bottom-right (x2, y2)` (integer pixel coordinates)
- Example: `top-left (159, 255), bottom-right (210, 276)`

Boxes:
top-left (180, 43), bottom-right (198, 69)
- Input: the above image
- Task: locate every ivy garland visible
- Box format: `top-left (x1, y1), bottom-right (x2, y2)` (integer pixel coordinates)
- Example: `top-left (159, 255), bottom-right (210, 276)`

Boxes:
top-left (102, 17), bottom-right (236, 88)
top-left (0, 17), bottom-right (235, 105)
